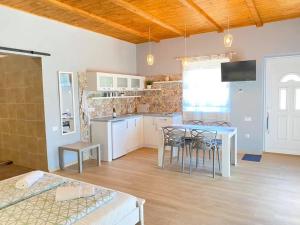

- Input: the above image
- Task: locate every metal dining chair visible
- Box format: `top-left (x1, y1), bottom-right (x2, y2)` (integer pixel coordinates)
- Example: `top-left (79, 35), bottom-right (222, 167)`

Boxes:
top-left (189, 129), bottom-right (221, 178)
top-left (183, 120), bottom-right (205, 155)
top-left (162, 127), bottom-right (187, 172)
top-left (208, 121), bottom-right (232, 127)
top-left (205, 120), bottom-right (231, 166)
top-left (184, 120), bottom-right (206, 125)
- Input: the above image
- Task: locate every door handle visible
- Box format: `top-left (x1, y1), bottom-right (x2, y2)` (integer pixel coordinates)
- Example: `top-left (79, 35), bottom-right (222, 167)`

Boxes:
top-left (266, 112), bottom-right (269, 133)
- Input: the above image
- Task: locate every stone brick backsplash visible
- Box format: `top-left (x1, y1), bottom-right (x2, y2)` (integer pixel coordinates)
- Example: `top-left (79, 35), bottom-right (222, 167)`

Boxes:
top-left (78, 73), bottom-right (182, 141)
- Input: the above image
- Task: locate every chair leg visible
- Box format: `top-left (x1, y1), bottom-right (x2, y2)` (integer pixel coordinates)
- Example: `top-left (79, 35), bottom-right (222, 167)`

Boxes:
top-left (196, 148), bottom-right (199, 168)
top-left (189, 146), bottom-right (192, 175)
top-left (177, 147), bottom-right (180, 162)
top-left (162, 145), bottom-right (166, 169)
top-left (181, 145), bottom-right (184, 172)
top-left (209, 150), bottom-right (211, 160)
top-left (212, 149), bottom-right (215, 178)
top-left (217, 147), bottom-right (221, 171)
top-left (170, 146), bottom-right (173, 164)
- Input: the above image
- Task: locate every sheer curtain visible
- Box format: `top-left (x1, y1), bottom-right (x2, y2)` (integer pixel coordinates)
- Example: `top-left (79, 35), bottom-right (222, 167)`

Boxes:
top-left (182, 58), bottom-right (231, 122)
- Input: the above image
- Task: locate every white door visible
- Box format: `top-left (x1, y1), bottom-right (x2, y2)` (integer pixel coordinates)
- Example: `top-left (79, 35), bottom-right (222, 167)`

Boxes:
top-left (265, 55), bottom-right (300, 155)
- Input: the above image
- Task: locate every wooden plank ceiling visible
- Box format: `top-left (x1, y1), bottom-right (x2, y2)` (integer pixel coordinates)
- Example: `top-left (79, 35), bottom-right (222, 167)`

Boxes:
top-left (1, 0), bottom-right (300, 43)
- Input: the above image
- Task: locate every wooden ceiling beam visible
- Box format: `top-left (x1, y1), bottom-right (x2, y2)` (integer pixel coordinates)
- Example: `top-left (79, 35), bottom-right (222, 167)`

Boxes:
top-left (178, 0), bottom-right (223, 32)
top-left (111, 0), bottom-right (184, 36)
top-left (245, 0), bottom-right (263, 27)
top-left (44, 0), bottom-right (160, 42)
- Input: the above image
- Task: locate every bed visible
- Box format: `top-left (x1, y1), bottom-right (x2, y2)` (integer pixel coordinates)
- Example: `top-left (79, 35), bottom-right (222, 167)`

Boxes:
top-left (0, 172), bottom-right (145, 225)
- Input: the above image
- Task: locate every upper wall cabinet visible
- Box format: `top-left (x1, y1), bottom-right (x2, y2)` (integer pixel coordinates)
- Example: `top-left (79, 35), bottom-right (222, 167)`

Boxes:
top-left (130, 76), bottom-right (145, 91)
top-left (86, 72), bottom-right (144, 91)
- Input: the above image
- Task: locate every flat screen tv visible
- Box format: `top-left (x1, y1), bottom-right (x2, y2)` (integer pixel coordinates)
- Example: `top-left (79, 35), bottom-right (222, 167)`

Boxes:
top-left (221, 60), bottom-right (256, 82)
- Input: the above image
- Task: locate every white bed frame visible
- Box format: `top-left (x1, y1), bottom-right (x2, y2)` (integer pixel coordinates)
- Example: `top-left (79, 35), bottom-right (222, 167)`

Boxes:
top-left (117, 199), bottom-right (145, 225)
top-left (2, 172), bottom-right (145, 225)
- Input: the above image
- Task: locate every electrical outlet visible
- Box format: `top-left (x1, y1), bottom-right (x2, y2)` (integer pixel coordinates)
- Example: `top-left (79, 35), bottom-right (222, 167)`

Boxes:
top-left (244, 133), bottom-right (250, 139)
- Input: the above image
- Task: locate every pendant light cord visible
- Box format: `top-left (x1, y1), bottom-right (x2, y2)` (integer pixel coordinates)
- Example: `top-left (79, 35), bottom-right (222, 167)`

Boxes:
top-left (148, 26), bottom-right (151, 54)
top-left (227, 16), bottom-right (230, 33)
top-left (184, 24), bottom-right (187, 58)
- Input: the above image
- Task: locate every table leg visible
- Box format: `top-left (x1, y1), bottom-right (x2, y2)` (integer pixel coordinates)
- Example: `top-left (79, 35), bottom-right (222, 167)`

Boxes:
top-left (58, 148), bottom-right (64, 170)
top-left (158, 129), bottom-right (164, 167)
top-left (231, 132), bottom-right (238, 165)
top-left (78, 151), bottom-right (83, 173)
top-left (96, 145), bottom-right (101, 166)
top-left (221, 133), bottom-right (231, 177)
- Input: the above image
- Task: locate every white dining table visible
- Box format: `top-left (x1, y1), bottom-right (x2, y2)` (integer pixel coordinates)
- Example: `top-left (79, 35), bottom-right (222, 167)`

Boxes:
top-left (158, 124), bottom-right (237, 177)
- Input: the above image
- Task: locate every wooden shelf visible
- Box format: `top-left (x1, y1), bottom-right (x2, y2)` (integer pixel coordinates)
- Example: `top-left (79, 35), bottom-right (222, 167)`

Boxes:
top-left (91, 96), bottom-right (142, 100)
top-left (153, 80), bottom-right (182, 84)
top-left (143, 88), bottom-right (162, 91)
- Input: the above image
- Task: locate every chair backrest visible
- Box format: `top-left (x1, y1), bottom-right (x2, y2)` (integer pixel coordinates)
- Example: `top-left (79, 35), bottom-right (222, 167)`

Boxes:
top-left (208, 121), bottom-right (231, 127)
top-left (184, 120), bottom-right (206, 125)
top-left (190, 129), bottom-right (217, 148)
top-left (162, 127), bottom-right (186, 145)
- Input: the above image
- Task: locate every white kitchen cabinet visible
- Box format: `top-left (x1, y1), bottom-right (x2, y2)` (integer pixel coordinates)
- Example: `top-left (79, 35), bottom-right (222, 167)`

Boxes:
top-left (143, 117), bottom-right (157, 147)
top-left (143, 115), bottom-right (182, 148)
top-left (86, 71), bottom-right (145, 91)
top-left (127, 117), bottom-right (143, 152)
top-left (86, 72), bottom-right (114, 91)
top-left (130, 76), bottom-right (145, 90)
top-left (112, 120), bottom-right (127, 159)
top-left (92, 116), bottom-right (144, 161)
top-left (116, 75), bottom-right (129, 91)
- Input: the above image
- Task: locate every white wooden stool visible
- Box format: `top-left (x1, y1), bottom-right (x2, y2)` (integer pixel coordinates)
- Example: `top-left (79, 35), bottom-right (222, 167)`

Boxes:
top-left (59, 142), bottom-right (101, 173)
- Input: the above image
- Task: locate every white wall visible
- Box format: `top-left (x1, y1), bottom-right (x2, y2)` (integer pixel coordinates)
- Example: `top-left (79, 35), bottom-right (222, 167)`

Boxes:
top-left (0, 6), bottom-right (136, 171)
top-left (137, 18), bottom-right (300, 153)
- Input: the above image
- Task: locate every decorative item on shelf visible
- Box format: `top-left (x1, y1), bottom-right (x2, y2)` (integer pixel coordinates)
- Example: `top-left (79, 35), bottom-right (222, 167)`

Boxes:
top-left (120, 92), bottom-right (125, 97)
top-left (146, 26), bottom-right (154, 66)
top-left (224, 16), bottom-right (233, 48)
top-left (146, 80), bottom-right (153, 89)
top-left (165, 75), bottom-right (170, 81)
top-left (112, 107), bottom-right (117, 118)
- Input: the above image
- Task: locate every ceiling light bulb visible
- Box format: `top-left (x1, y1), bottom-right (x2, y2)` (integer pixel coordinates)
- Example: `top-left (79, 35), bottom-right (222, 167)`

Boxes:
top-left (224, 33), bottom-right (233, 48)
top-left (147, 53), bottom-right (154, 66)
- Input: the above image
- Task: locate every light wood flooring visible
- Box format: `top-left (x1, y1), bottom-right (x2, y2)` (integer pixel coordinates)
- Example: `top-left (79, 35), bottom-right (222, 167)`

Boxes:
top-left (56, 148), bottom-right (300, 225)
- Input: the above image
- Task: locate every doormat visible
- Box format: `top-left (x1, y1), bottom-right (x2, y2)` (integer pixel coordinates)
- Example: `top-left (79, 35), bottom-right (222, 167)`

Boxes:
top-left (241, 154), bottom-right (262, 162)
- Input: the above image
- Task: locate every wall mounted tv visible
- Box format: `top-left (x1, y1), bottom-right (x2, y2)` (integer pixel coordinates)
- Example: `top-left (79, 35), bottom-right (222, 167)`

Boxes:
top-left (221, 60), bottom-right (256, 82)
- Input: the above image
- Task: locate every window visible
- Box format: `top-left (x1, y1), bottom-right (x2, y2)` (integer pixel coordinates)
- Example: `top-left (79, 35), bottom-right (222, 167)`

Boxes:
top-left (279, 88), bottom-right (287, 110)
top-left (280, 74), bottom-right (300, 83)
top-left (183, 59), bottom-right (230, 112)
top-left (296, 88), bottom-right (300, 110)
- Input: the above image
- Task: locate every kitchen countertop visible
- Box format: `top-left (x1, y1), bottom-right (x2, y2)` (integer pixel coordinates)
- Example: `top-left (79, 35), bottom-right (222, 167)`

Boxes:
top-left (91, 112), bottom-right (182, 122)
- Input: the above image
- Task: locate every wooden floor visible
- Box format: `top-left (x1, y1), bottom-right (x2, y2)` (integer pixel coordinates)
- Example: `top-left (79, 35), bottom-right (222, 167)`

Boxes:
top-left (56, 148), bottom-right (300, 225)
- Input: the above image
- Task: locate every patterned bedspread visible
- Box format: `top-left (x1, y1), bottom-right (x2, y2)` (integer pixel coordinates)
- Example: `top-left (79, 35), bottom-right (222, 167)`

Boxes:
top-left (0, 181), bottom-right (115, 225)
top-left (0, 173), bottom-right (65, 210)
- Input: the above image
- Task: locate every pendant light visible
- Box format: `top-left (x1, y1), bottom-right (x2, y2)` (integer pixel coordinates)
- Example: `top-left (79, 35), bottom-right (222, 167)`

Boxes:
top-left (182, 25), bottom-right (189, 67)
top-left (224, 16), bottom-right (233, 48)
top-left (146, 26), bottom-right (154, 66)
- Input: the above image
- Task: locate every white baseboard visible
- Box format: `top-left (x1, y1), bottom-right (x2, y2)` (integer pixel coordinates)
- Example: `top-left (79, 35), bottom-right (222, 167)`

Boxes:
top-left (265, 149), bottom-right (300, 155)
